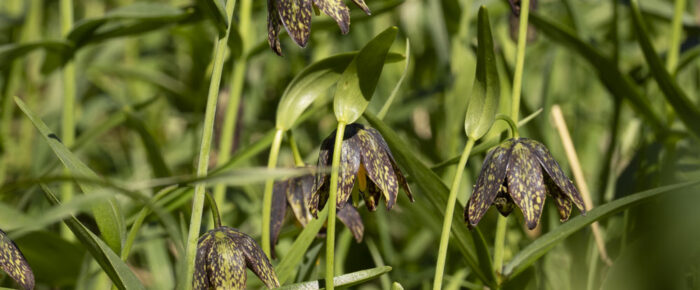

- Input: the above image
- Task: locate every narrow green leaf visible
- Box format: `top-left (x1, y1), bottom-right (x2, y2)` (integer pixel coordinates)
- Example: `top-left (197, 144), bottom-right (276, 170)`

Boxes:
top-left (197, 0), bottom-right (229, 36)
top-left (124, 113), bottom-right (172, 179)
top-left (364, 112), bottom-right (496, 286)
top-left (39, 185), bottom-right (145, 290)
top-left (277, 266), bottom-right (392, 290)
top-left (334, 27), bottom-right (398, 123)
top-left (276, 206), bottom-right (329, 284)
top-left (275, 51), bottom-right (404, 130)
top-left (15, 97), bottom-right (126, 254)
top-left (464, 6), bottom-right (499, 140)
top-left (13, 231), bottom-right (84, 287)
top-left (502, 180), bottom-right (700, 279)
top-left (630, 0), bottom-right (700, 138)
top-left (0, 41), bottom-right (71, 69)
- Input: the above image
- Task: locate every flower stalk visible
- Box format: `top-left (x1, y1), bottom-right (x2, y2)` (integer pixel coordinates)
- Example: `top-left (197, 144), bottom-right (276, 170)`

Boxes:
top-left (326, 121), bottom-right (347, 290)
top-left (510, 0), bottom-right (530, 121)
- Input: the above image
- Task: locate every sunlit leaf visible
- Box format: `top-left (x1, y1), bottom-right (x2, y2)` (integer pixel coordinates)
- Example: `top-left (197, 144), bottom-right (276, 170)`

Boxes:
top-left (277, 266), bottom-right (392, 289)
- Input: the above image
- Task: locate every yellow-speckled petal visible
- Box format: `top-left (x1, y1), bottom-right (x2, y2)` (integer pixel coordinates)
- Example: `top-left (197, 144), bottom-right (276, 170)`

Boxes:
top-left (193, 233), bottom-right (214, 289)
top-left (267, 0), bottom-right (283, 55)
top-left (337, 129), bottom-right (361, 208)
top-left (544, 174), bottom-right (573, 221)
top-left (206, 236), bottom-right (246, 289)
top-left (366, 128), bottom-right (414, 202)
top-left (0, 229), bottom-right (34, 290)
top-left (287, 174), bottom-right (315, 226)
top-left (350, 0), bottom-right (371, 14)
top-left (465, 140), bottom-right (513, 227)
top-left (337, 203), bottom-right (364, 242)
top-left (228, 229), bottom-right (281, 288)
top-left (506, 141), bottom-right (546, 230)
top-left (523, 139), bottom-right (586, 213)
top-left (357, 127), bottom-right (400, 210)
top-left (276, 0), bottom-right (313, 47)
top-left (310, 136), bottom-right (333, 217)
top-left (362, 179), bottom-right (382, 211)
top-left (313, 0), bottom-right (350, 34)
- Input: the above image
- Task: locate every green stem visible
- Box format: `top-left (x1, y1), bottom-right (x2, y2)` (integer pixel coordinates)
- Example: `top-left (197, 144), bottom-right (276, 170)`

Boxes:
top-left (261, 128), bottom-right (285, 256)
top-left (492, 215), bottom-right (508, 275)
top-left (667, 0), bottom-right (686, 74)
top-left (433, 138), bottom-right (476, 290)
top-left (496, 114), bottom-right (519, 138)
top-left (326, 121), bottom-right (347, 290)
top-left (213, 0), bottom-right (253, 207)
top-left (510, 0), bottom-right (531, 121)
top-left (183, 0), bottom-right (237, 287)
top-left (287, 131), bottom-right (305, 167)
top-left (205, 191), bottom-right (222, 228)
top-left (60, 0), bottom-right (75, 206)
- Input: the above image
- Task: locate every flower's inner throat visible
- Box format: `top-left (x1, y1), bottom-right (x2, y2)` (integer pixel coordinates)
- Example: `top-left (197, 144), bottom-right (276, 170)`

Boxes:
top-left (357, 164), bottom-right (368, 192)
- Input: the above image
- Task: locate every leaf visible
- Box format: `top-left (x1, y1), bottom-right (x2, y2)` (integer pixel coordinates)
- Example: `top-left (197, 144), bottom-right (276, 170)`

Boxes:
top-left (502, 180), bottom-right (700, 279)
top-left (0, 41), bottom-right (72, 69)
top-left (15, 97), bottom-right (126, 254)
top-left (275, 206), bottom-right (329, 284)
top-left (464, 6), bottom-right (499, 140)
top-left (13, 231), bottom-right (84, 287)
top-left (363, 112), bottom-right (496, 286)
top-left (39, 185), bottom-right (146, 290)
top-left (529, 12), bottom-right (666, 135)
top-left (277, 266), bottom-right (392, 290)
top-left (197, 0), bottom-right (229, 36)
top-left (334, 27), bottom-right (398, 124)
top-left (124, 113), bottom-right (172, 179)
top-left (275, 51), bottom-right (404, 130)
top-left (629, 0), bottom-right (700, 138)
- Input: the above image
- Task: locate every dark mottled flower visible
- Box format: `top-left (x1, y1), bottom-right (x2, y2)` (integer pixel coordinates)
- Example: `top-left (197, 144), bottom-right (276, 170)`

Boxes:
top-left (0, 229), bottom-right (34, 290)
top-left (464, 138), bottom-right (586, 230)
top-left (193, 227), bottom-right (279, 290)
top-left (267, 0), bottom-right (372, 55)
top-left (309, 124), bottom-right (414, 217)
top-left (271, 173), bottom-right (364, 256)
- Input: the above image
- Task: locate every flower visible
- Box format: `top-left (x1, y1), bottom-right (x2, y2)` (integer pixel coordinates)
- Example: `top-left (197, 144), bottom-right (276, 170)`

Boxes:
top-left (464, 138), bottom-right (586, 230)
top-left (193, 226), bottom-right (279, 289)
top-left (271, 173), bottom-right (364, 256)
top-left (1, 229), bottom-right (34, 290)
top-left (309, 124), bottom-right (414, 217)
top-left (267, 0), bottom-right (372, 55)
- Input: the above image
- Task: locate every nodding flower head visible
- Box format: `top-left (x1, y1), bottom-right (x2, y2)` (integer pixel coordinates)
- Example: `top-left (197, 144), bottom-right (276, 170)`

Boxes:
top-left (0, 229), bottom-right (34, 290)
top-left (193, 226), bottom-right (279, 290)
top-left (309, 124), bottom-right (414, 217)
top-left (465, 138), bottom-right (586, 230)
top-left (267, 0), bottom-right (372, 55)
top-left (270, 172), bottom-right (364, 257)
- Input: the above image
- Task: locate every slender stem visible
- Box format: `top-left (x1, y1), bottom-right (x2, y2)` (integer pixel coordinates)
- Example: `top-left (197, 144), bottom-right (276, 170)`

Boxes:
top-left (433, 138), bottom-right (476, 290)
top-left (60, 0), bottom-right (75, 206)
top-left (492, 215), bottom-right (508, 275)
top-left (287, 131), bottom-right (305, 167)
top-left (183, 0), bottom-right (237, 287)
top-left (205, 191), bottom-right (222, 228)
top-left (510, 0), bottom-right (531, 121)
top-left (213, 0), bottom-right (253, 207)
top-left (261, 129), bottom-right (285, 256)
top-left (326, 121), bottom-right (347, 290)
top-left (667, 0), bottom-right (686, 74)
top-left (496, 114), bottom-right (519, 138)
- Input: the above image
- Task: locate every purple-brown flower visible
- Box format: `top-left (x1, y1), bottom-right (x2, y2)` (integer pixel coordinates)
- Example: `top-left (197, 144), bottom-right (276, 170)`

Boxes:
top-left (0, 229), bottom-right (34, 290)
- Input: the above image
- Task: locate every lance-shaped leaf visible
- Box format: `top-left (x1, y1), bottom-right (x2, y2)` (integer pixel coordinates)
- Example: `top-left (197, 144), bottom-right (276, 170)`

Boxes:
top-left (334, 26), bottom-right (398, 124)
top-left (0, 229), bottom-right (34, 290)
top-left (277, 266), bottom-right (392, 289)
top-left (464, 6), bottom-right (499, 140)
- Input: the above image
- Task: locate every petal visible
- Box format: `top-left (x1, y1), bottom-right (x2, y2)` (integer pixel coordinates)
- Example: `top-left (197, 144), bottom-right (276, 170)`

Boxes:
top-left (506, 141), bottom-right (546, 230)
top-left (522, 139), bottom-right (586, 213)
top-left (310, 136), bottom-right (333, 217)
top-left (228, 229), bottom-right (281, 288)
top-left (312, 0), bottom-right (350, 34)
top-left (351, 0), bottom-right (371, 14)
top-left (362, 178), bottom-right (382, 211)
top-left (287, 174), bottom-right (315, 226)
top-left (276, 0), bottom-right (313, 47)
top-left (366, 128), bottom-right (414, 202)
top-left (545, 174), bottom-right (573, 221)
top-left (270, 179), bottom-right (289, 257)
top-left (267, 0), bottom-right (283, 55)
top-left (465, 140), bottom-right (513, 227)
top-left (193, 232), bottom-right (215, 290)
top-left (206, 236), bottom-right (246, 289)
top-left (0, 229), bottom-right (34, 290)
top-left (336, 126), bottom-right (362, 208)
top-left (357, 127), bottom-right (400, 210)
top-left (337, 203), bottom-right (364, 242)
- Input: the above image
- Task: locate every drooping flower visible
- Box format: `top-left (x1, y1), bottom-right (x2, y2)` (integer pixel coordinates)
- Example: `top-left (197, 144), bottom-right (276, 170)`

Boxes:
top-left (464, 138), bottom-right (586, 230)
top-left (267, 0), bottom-right (372, 55)
top-left (270, 173), bottom-right (364, 256)
top-left (0, 229), bottom-right (34, 290)
top-left (193, 226), bottom-right (279, 290)
top-left (309, 124), bottom-right (414, 217)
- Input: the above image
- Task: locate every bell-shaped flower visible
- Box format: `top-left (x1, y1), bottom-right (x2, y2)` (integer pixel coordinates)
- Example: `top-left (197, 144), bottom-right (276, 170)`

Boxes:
top-left (0, 229), bottom-right (34, 290)
top-left (309, 124), bottom-right (413, 217)
top-left (271, 173), bottom-right (364, 257)
top-left (193, 226), bottom-right (279, 289)
top-left (267, 0), bottom-right (372, 55)
top-left (464, 138), bottom-right (586, 229)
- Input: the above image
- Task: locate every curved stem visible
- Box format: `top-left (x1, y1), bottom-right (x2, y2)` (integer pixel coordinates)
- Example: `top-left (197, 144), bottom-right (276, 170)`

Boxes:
top-left (261, 128), bottom-right (285, 257)
top-left (667, 0), bottom-right (686, 74)
top-left (205, 191), bottom-right (222, 228)
top-left (496, 114), bottom-right (519, 138)
top-left (492, 215), bottom-right (508, 276)
top-left (287, 131), bottom-right (305, 167)
top-left (182, 0), bottom-right (238, 287)
top-left (510, 0), bottom-right (531, 121)
top-left (433, 138), bottom-right (476, 290)
top-left (326, 121), bottom-right (347, 290)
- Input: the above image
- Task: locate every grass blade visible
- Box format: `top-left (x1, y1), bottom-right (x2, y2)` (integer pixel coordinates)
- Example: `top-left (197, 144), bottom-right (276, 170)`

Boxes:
top-left (277, 266), bottom-right (392, 290)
